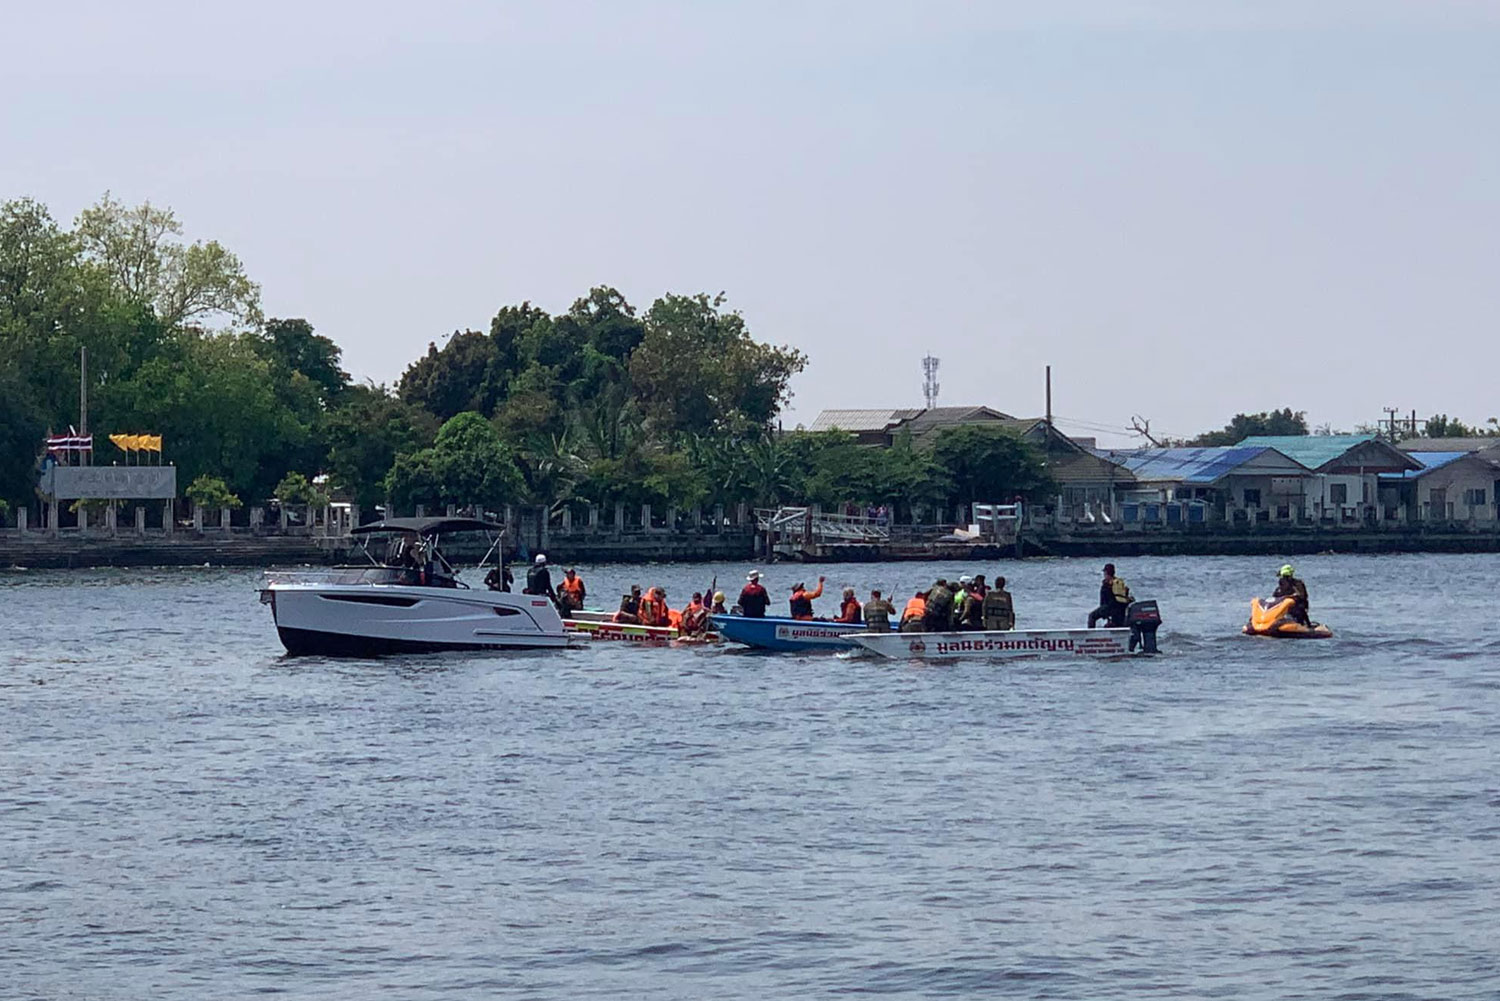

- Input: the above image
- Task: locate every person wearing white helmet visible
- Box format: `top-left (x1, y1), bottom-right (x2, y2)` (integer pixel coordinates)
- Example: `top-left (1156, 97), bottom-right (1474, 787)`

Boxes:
top-left (524, 553), bottom-right (556, 601)
top-left (1272, 564), bottom-right (1310, 625)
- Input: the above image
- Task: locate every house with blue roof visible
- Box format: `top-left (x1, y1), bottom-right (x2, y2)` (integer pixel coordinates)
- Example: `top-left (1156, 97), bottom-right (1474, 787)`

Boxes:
top-left (1237, 435), bottom-right (1419, 524)
top-left (1093, 445), bottom-right (1311, 525)
top-left (1377, 451), bottom-right (1500, 523)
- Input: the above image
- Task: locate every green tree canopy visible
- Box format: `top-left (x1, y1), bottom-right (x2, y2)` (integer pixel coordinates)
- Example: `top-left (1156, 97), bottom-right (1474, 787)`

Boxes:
top-left (928, 426), bottom-right (1053, 507)
top-left (185, 474), bottom-right (241, 510)
top-left (385, 412), bottom-right (525, 512)
top-left (1187, 409), bottom-right (1308, 446)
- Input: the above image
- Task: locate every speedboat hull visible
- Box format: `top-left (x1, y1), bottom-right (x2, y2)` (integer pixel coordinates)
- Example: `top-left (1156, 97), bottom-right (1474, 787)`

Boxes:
top-left (710, 614), bottom-right (891, 652)
top-left (849, 628), bottom-right (1137, 660)
top-left (262, 583), bottom-right (568, 655)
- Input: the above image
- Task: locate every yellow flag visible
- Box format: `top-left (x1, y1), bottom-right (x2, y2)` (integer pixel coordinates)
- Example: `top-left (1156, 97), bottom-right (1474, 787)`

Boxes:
top-left (110, 433), bottom-right (131, 451)
top-left (146, 435), bottom-right (163, 451)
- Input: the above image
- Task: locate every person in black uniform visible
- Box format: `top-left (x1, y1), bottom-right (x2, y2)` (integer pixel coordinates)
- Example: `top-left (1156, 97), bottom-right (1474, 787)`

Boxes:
top-left (524, 553), bottom-right (556, 601)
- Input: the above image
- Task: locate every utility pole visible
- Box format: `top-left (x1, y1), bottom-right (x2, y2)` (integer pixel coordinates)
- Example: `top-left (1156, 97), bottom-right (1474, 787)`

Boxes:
top-left (1045, 365), bottom-right (1052, 427)
top-left (79, 345), bottom-right (90, 466)
top-left (1382, 407), bottom-right (1400, 442)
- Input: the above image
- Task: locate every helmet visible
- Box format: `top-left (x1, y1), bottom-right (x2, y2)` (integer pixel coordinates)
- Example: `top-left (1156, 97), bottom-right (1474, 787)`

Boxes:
top-left (959, 575), bottom-right (973, 586)
top-left (1279, 564), bottom-right (1295, 577)
top-left (534, 553), bottom-right (547, 564)
top-left (713, 591), bottom-right (726, 603)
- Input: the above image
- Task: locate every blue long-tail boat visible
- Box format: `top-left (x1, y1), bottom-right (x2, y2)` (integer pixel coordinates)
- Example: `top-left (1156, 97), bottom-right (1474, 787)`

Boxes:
top-left (709, 613), bottom-right (894, 652)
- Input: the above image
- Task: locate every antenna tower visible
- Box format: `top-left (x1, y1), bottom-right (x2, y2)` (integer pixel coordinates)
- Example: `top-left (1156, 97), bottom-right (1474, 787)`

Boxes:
top-left (922, 355), bottom-right (940, 409)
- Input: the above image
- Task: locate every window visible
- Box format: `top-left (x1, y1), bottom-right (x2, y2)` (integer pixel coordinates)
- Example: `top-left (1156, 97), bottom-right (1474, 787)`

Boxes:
top-left (1465, 488), bottom-right (1487, 506)
top-left (1329, 483), bottom-right (1348, 505)
top-left (1243, 488), bottom-right (1261, 507)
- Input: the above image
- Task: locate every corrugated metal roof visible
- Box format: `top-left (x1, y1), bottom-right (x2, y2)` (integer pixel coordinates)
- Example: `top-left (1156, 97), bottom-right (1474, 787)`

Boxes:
top-left (1094, 446), bottom-right (1293, 484)
top-left (1236, 434), bottom-right (1374, 468)
top-left (1378, 451), bottom-right (1474, 480)
top-left (1401, 437), bottom-right (1500, 453)
top-left (899, 406), bottom-right (1014, 435)
top-left (806, 409), bottom-right (919, 432)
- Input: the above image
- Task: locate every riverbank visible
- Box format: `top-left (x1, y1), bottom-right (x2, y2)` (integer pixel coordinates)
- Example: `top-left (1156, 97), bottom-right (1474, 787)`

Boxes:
top-left (7, 523), bottom-right (1500, 569)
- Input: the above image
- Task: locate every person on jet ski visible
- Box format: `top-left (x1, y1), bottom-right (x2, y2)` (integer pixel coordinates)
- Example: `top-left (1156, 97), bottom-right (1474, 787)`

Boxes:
top-left (1272, 564), bottom-right (1310, 625)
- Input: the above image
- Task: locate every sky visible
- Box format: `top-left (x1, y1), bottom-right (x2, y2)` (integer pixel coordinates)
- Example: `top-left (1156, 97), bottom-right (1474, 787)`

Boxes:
top-left (4, 0), bottom-right (1498, 446)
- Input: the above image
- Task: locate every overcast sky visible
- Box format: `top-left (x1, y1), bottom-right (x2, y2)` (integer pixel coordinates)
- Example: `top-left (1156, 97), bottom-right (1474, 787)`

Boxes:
top-left (5, 1), bottom-right (1497, 445)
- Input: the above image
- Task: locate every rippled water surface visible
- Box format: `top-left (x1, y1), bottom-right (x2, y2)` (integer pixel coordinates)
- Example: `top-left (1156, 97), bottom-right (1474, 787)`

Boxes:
top-left (3, 554), bottom-right (1498, 999)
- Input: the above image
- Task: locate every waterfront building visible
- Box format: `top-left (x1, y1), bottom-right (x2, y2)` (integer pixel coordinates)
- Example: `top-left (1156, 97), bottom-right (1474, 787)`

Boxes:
top-left (1378, 451), bottom-right (1500, 523)
top-left (1236, 435), bottom-right (1419, 524)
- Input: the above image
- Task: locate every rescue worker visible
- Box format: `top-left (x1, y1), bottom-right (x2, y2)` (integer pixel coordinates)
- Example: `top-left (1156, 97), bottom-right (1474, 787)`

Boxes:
top-left (710, 591), bottom-right (728, 615)
top-left (900, 590), bottom-right (927, 632)
top-left (1088, 563), bottom-right (1132, 628)
top-left (982, 575), bottom-right (1015, 631)
top-left (1272, 564), bottom-right (1311, 625)
top-left (923, 578), bottom-right (955, 632)
top-left (969, 574), bottom-right (989, 600)
top-left (483, 564), bottom-right (513, 592)
top-left (834, 586), bottom-right (862, 624)
top-left (614, 584), bottom-right (643, 624)
top-left (959, 577), bottom-right (986, 631)
top-left (952, 575), bottom-right (981, 631)
top-left (557, 568), bottom-right (587, 618)
top-left (738, 571), bottom-right (770, 618)
top-left (640, 586), bottom-right (670, 627)
top-left (680, 592), bottom-right (710, 637)
top-left (524, 553), bottom-right (556, 601)
top-left (862, 589), bottom-right (896, 632)
top-left (789, 576), bottom-right (825, 620)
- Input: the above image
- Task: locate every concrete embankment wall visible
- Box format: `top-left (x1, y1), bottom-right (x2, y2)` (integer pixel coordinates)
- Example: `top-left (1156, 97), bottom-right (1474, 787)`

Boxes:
top-left (6, 527), bottom-right (1500, 570)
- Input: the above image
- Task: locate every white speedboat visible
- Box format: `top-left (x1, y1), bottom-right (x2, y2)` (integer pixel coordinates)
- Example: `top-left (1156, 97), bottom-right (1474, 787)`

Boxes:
top-left (260, 517), bottom-right (567, 655)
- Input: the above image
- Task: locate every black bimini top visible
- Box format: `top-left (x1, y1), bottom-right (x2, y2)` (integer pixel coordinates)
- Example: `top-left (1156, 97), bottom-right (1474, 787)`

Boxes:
top-left (350, 517), bottom-right (504, 537)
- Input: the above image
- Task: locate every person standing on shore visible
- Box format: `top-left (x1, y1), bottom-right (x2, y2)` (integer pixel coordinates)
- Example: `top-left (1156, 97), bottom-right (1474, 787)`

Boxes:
top-left (863, 589), bottom-right (896, 632)
top-left (738, 571), bottom-right (770, 618)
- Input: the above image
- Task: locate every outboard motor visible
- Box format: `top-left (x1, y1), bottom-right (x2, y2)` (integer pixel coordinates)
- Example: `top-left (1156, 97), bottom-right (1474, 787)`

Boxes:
top-left (1125, 600), bottom-right (1162, 654)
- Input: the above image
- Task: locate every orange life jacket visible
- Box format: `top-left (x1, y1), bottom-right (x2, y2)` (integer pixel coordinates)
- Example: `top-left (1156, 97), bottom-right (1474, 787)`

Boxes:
top-left (640, 592), bottom-right (669, 627)
top-left (681, 604), bottom-right (708, 634)
top-left (836, 598), bottom-right (861, 623)
top-left (560, 576), bottom-right (585, 600)
top-left (902, 596), bottom-right (926, 623)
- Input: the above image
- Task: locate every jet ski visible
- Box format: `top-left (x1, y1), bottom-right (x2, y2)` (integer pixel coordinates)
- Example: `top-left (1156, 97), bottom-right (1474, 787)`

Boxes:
top-left (1243, 597), bottom-right (1333, 639)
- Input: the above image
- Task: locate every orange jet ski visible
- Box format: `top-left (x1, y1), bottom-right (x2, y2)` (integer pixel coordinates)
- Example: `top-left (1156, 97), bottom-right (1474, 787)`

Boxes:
top-left (1243, 597), bottom-right (1333, 639)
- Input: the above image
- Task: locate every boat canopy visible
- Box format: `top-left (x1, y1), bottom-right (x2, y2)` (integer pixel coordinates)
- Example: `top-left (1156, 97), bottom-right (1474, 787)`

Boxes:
top-left (350, 517), bottom-right (503, 537)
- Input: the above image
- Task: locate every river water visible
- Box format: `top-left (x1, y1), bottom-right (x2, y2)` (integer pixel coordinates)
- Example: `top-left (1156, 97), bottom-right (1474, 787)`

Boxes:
top-left (2, 554), bottom-right (1497, 999)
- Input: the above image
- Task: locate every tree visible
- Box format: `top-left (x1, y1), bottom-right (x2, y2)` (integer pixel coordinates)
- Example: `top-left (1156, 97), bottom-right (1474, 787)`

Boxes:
top-left (397, 329), bottom-right (499, 420)
top-left (385, 412), bottom-right (525, 512)
top-left (324, 384), bottom-right (436, 512)
top-left (1187, 409), bottom-right (1309, 446)
top-left (74, 193), bottom-right (261, 329)
top-left (274, 471), bottom-right (330, 508)
top-left (0, 363), bottom-right (44, 510)
top-left (105, 330), bottom-right (312, 501)
top-left (1423, 414), bottom-right (1498, 438)
top-left (629, 293), bottom-right (806, 437)
top-left (257, 318), bottom-right (349, 404)
top-left (928, 426), bottom-right (1052, 507)
top-left (186, 474), bottom-right (241, 510)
